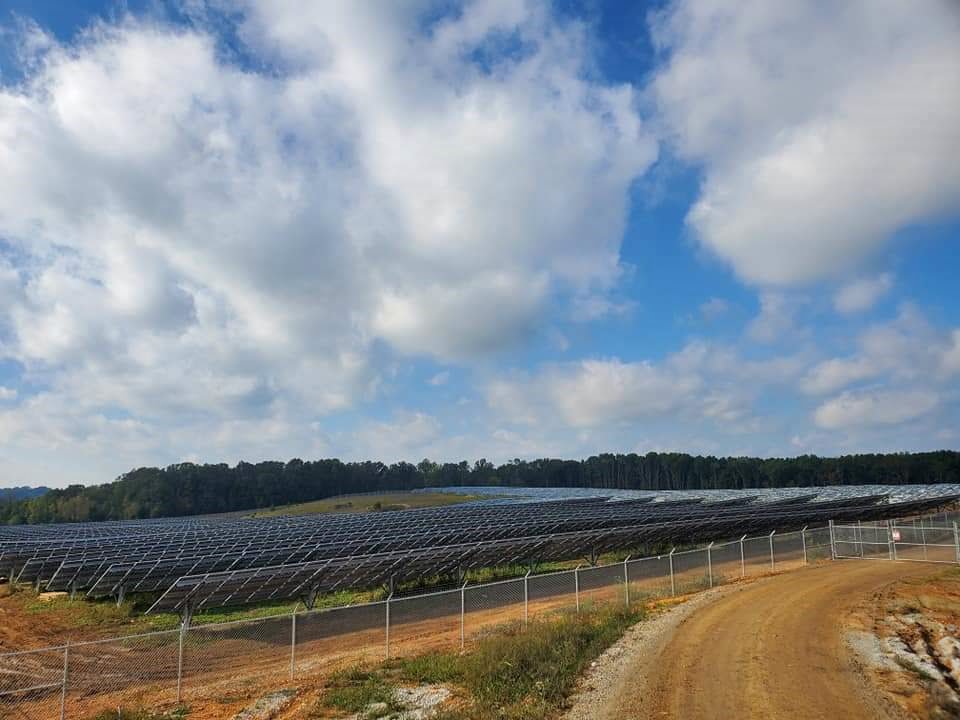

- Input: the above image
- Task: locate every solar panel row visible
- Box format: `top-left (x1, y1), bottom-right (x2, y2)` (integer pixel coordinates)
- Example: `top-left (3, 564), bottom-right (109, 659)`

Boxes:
top-left (145, 494), bottom-right (955, 615)
top-left (3, 489), bottom-right (956, 617)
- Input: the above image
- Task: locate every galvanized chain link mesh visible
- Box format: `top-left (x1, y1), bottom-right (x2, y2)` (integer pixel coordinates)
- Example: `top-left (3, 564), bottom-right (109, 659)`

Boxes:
top-left (625, 555), bottom-right (672, 600)
top-left (463, 577), bottom-right (526, 645)
top-left (708, 540), bottom-right (744, 585)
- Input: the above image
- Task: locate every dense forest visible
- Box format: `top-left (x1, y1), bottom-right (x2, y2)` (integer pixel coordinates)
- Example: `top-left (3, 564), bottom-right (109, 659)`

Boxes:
top-left (2, 451), bottom-right (959, 525)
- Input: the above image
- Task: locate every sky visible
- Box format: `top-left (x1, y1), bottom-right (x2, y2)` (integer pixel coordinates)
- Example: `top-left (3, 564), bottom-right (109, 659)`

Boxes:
top-left (0, 0), bottom-right (958, 488)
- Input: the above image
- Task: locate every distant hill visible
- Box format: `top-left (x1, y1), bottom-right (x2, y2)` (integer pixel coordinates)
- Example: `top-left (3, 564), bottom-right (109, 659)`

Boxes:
top-left (1, 486), bottom-right (51, 501)
top-left (1, 450), bottom-right (959, 525)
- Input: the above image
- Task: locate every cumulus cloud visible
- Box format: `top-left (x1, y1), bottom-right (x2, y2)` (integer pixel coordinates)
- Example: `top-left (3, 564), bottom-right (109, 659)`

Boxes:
top-left (833, 274), bottom-right (893, 314)
top-left (0, 1), bottom-right (656, 481)
top-left (802, 306), bottom-right (960, 395)
top-left (651, 0), bottom-right (960, 285)
top-left (487, 341), bottom-right (805, 431)
top-left (802, 306), bottom-right (959, 434)
top-left (813, 389), bottom-right (940, 430)
top-left (347, 411), bottom-right (443, 462)
top-left (747, 293), bottom-right (803, 343)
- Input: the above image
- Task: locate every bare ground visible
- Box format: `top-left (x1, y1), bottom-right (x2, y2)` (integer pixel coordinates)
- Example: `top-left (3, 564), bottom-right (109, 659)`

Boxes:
top-left (565, 560), bottom-right (931, 720)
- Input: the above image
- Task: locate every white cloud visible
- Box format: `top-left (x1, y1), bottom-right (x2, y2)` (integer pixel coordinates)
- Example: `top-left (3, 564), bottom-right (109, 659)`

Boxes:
top-left (487, 341), bottom-right (805, 431)
top-left (0, 387), bottom-right (16, 401)
top-left (651, 0), bottom-right (960, 285)
top-left (570, 294), bottom-right (635, 322)
top-left (813, 389), bottom-right (939, 430)
top-left (747, 293), bottom-right (802, 343)
top-left (943, 330), bottom-right (960, 376)
top-left (0, 2), bottom-right (656, 482)
top-left (347, 411), bottom-right (443, 462)
top-left (802, 305), bottom-right (960, 396)
top-left (428, 371), bottom-right (450, 387)
top-left (801, 357), bottom-right (878, 396)
top-left (833, 274), bottom-right (893, 314)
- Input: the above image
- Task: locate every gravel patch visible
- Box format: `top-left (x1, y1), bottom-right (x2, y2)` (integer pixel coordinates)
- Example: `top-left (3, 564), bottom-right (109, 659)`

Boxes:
top-left (232, 689), bottom-right (297, 720)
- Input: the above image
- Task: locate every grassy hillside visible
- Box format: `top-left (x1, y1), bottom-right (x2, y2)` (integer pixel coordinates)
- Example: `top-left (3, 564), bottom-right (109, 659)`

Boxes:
top-left (248, 491), bottom-right (480, 517)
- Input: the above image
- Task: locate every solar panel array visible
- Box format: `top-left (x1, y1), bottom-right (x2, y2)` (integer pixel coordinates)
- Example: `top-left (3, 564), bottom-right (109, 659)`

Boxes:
top-left (1, 489), bottom-right (956, 616)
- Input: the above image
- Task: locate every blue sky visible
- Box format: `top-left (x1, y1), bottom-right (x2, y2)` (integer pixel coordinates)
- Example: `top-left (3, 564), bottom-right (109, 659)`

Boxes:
top-left (0, 0), bottom-right (958, 487)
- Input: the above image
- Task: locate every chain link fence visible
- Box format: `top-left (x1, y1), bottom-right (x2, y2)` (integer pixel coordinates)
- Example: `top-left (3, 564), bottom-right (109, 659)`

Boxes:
top-left (2, 513), bottom-right (955, 719)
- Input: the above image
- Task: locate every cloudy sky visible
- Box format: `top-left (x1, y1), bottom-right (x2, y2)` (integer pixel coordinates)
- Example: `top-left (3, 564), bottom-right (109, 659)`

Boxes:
top-left (0, 0), bottom-right (958, 487)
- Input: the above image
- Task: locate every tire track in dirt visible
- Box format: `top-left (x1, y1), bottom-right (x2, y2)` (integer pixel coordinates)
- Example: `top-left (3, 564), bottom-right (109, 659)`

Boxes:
top-left (605, 561), bottom-right (930, 720)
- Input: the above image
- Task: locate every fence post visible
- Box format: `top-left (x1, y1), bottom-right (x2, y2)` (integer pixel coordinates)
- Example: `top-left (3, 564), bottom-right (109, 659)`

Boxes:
top-left (828, 520), bottom-right (836, 560)
top-left (623, 556), bottom-right (631, 606)
top-left (574, 565), bottom-right (581, 613)
top-left (707, 543), bottom-right (714, 588)
top-left (523, 571), bottom-right (530, 628)
top-left (59, 642), bottom-right (69, 720)
top-left (290, 608), bottom-right (297, 681)
top-left (921, 518), bottom-right (928, 561)
top-left (886, 520), bottom-right (895, 561)
top-left (669, 548), bottom-right (676, 596)
top-left (954, 522), bottom-right (960, 565)
top-left (385, 593), bottom-right (393, 659)
top-left (801, 526), bottom-right (808, 565)
top-left (176, 621), bottom-right (186, 704)
top-left (460, 580), bottom-right (467, 650)
top-left (769, 530), bottom-right (776, 570)
top-left (740, 535), bottom-right (746, 577)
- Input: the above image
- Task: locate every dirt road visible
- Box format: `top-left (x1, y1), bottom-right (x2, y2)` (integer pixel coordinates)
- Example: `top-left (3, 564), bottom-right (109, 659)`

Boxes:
top-left (611, 560), bottom-right (929, 720)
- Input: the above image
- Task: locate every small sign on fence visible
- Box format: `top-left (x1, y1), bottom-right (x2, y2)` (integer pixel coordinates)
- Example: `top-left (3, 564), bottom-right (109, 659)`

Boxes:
top-left (892, 529), bottom-right (901, 541)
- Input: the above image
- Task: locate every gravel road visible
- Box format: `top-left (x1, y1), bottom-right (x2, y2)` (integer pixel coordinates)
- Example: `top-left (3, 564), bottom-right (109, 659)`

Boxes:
top-left (564, 560), bottom-right (930, 720)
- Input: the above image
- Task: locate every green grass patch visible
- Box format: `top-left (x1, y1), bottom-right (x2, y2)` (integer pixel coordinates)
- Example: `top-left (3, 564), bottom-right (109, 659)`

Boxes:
top-left (249, 492), bottom-right (480, 518)
top-left (321, 666), bottom-right (406, 717)
top-left (316, 604), bottom-right (646, 720)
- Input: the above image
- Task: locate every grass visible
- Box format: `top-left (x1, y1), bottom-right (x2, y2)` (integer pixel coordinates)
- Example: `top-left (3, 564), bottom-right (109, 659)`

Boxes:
top-left (322, 666), bottom-right (407, 717)
top-left (311, 603), bottom-right (647, 720)
top-left (248, 492), bottom-right (480, 518)
top-left (11, 583), bottom-right (378, 633)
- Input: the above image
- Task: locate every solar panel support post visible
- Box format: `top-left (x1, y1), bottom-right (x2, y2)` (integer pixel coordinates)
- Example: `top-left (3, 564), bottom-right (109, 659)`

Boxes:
top-left (739, 535), bottom-right (746, 578)
top-left (460, 580), bottom-right (467, 650)
top-left (623, 555), bottom-right (631, 606)
top-left (668, 548), bottom-right (676, 596)
top-left (59, 641), bottom-right (69, 720)
top-left (523, 570), bottom-right (530, 628)
top-left (768, 530), bottom-right (776, 570)
top-left (706, 543), bottom-right (714, 588)
top-left (801, 526), bottom-right (808, 565)
top-left (116, 583), bottom-right (126, 608)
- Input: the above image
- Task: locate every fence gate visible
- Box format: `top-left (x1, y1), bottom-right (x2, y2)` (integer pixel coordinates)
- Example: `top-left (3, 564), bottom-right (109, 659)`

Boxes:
top-left (831, 518), bottom-right (960, 564)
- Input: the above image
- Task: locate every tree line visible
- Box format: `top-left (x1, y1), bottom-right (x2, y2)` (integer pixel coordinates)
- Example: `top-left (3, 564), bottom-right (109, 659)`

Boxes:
top-left (2, 450), bottom-right (959, 525)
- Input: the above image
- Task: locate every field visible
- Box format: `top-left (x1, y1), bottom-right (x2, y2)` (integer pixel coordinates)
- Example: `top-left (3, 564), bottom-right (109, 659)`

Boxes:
top-left (247, 491), bottom-right (481, 517)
